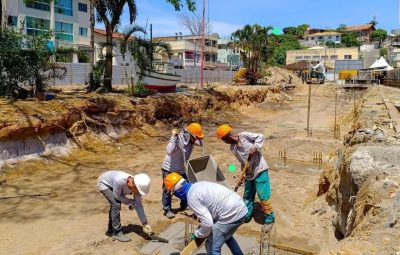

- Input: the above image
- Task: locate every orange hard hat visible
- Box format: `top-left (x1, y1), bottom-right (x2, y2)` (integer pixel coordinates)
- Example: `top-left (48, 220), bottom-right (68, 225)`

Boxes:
top-left (164, 172), bottom-right (183, 191)
top-left (216, 124), bottom-right (232, 139)
top-left (186, 123), bottom-right (204, 139)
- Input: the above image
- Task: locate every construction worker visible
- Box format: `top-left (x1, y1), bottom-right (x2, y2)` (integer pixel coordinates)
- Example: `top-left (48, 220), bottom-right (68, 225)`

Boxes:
top-left (97, 170), bottom-right (153, 242)
top-left (161, 123), bottom-right (204, 219)
top-left (216, 124), bottom-right (275, 233)
top-left (164, 173), bottom-right (247, 255)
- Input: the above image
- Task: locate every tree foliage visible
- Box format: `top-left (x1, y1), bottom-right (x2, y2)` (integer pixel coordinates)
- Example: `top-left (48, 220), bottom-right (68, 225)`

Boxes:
top-left (268, 34), bottom-right (301, 66)
top-left (178, 12), bottom-right (212, 35)
top-left (337, 24), bottom-right (347, 33)
top-left (283, 24), bottom-right (309, 38)
top-left (93, 0), bottom-right (195, 92)
top-left (341, 32), bottom-right (361, 47)
top-left (370, 29), bottom-right (388, 47)
top-left (0, 27), bottom-right (66, 98)
top-left (231, 24), bottom-right (271, 84)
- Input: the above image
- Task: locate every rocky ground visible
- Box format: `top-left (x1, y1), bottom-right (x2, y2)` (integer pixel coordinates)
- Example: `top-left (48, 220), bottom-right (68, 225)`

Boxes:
top-left (1, 82), bottom-right (395, 254)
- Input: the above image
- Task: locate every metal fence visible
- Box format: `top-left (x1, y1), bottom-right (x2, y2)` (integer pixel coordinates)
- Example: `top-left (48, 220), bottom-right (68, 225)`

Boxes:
top-left (53, 63), bottom-right (235, 86)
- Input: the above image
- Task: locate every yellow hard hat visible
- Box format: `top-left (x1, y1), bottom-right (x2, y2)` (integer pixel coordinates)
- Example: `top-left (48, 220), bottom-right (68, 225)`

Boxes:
top-left (164, 172), bottom-right (183, 191)
top-left (216, 124), bottom-right (232, 139)
top-left (186, 123), bottom-right (204, 139)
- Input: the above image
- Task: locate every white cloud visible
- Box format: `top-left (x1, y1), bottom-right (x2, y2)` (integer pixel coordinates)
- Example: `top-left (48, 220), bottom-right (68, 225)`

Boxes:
top-left (211, 21), bottom-right (243, 37)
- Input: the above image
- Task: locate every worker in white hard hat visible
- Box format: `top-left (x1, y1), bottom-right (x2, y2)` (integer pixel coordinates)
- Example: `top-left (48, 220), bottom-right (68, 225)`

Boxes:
top-left (97, 170), bottom-right (152, 242)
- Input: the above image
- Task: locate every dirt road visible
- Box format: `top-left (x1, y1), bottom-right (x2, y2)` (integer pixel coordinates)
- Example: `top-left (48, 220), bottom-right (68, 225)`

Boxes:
top-left (0, 84), bottom-right (357, 254)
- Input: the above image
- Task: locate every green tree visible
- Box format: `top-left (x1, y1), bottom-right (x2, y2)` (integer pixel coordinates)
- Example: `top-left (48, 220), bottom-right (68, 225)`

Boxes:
top-left (283, 24), bottom-right (309, 38)
top-left (268, 34), bottom-right (301, 66)
top-left (337, 24), bottom-right (347, 33)
top-left (231, 24), bottom-right (272, 84)
top-left (369, 16), bottom-right (378, 26)
top-left (379, 48), bottom-right (388, 58)
top-left (341, 32), bottom-right (361, 47)
top-left (283, 26), bottom-right (297, 36)
top-left (93, 0), bottom-right (195, 92)
top-left (370, 29), bottom-right (388, 48)
top-left (0, 27), bottom-right (66, 98)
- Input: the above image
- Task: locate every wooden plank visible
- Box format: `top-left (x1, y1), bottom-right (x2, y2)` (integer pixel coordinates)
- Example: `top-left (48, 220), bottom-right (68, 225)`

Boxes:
top-left (180, 238), bottom-right (205, 255)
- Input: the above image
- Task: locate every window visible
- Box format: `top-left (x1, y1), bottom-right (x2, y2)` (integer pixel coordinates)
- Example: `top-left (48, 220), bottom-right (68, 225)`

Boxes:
top-left (344, 55), bottom-right (352, 60)
top-left (26, 0), bottom-right (50, 12)
top-left (26, 16), bottom-right (50, 36)
top-left (303, 56), bottom-right (311, 60)
top-left (79, 27), bottom-right (88, 37)
top-left (321, 56), bottom-right (328, 60)
top-left (330, 55), bottom-right (338, 60)
top-left (55, 0), bottom-right (73, 16)
top-left (295, 56), bottom-right (303, 61)
top-left (78, 2), bottom-right (87, 12)
top-left (8, 16), bottom-right (18, 27)
top-left (55, 21), bottom-right (73, 41)
top-left (312, 55), bottom-right (320, 60)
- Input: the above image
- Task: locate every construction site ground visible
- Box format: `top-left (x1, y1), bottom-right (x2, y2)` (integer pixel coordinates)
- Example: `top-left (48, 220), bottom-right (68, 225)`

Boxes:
top-left (0, 83), bottom-right (363, 254)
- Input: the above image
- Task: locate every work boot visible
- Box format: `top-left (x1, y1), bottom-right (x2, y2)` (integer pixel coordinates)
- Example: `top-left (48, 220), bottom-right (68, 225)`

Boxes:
top-left (262, 223), bottom-right (274, 234)
top-left (164, 210), bottom-right (175, 219)
top-left (112, 232), bottom-right (131, 242)
top-left (179, 205), bottom-right (188, 212)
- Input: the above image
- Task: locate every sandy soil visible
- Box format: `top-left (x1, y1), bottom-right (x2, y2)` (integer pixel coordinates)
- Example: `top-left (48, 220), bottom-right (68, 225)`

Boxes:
top-left (0, 83), bottom-right (357, 254)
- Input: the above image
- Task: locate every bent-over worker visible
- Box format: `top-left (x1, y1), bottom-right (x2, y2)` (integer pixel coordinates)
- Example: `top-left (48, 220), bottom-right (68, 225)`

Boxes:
top-left (97, 170), bottom-right (152, 242)
top-left (164, 173), bottom-right (247, 255)
top-left (216, 124), bottom-right (275, 233)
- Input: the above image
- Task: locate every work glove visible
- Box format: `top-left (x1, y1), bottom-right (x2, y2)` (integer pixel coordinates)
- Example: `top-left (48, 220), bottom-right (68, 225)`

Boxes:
top-left (190, 232), bottom-right (197, 241)
top-left (143, 224), bottom-right (153, 236)
top-left (171, 128), bottom-right (179, 136)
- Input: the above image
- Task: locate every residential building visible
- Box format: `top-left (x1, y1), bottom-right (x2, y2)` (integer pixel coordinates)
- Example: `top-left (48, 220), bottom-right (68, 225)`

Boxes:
top-left (4, 0), bottom-right (90, 61)
top-left (217, 39), bottom-right (240, 70)
top-left (300, 31), bottom-right (341, 47)
top-left (345, 24), bottom-right (376, 43)
top-left (93, 28), bottom-right (135, 67)
top-left (154, 34), bottom-right (218, 70)
top-left (286, 46), bottom-right (360, 68)
top-left (388, 29), bottom-right (400, 67)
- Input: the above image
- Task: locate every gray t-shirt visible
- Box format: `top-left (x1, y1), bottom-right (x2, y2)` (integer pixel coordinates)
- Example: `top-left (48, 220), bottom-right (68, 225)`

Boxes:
top-left (161, 130), bottom-right (201, 174)
top-left (230, 132), bottom-right (269, 180)
top-left (97, 170), bottom-right (147, 224)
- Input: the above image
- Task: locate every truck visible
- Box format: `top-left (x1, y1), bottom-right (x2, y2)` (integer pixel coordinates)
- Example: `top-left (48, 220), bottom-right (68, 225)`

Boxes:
top-left (306, 61), bottom-right (326, 84)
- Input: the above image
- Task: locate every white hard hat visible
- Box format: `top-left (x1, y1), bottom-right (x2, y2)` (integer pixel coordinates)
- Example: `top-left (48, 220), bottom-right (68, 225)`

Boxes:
top-left (134, 173), bottom-right (151, 196)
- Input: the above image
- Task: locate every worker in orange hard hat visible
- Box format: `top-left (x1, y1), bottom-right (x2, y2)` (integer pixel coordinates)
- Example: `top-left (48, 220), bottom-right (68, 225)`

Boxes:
top-left (216, 124), bottom-right (275, 234)
top-left (161, 123), bottom-right (204, 219)
top-left (164, 172), bottom-right (247, 254)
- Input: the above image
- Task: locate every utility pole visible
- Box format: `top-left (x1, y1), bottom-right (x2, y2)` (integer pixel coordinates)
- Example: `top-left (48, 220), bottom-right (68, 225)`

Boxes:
top-left (307, 81), bottom-right (312, 137)
top-left (200, 0), bottom-right (205, 88)
top-left (150, 23), bottom-right (153, 67)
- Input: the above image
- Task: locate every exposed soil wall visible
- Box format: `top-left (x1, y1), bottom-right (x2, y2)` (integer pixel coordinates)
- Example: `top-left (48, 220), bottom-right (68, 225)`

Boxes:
top-left (319, 87), bottom-right (400, 253)
top-left (0, 86), bottom-right (283, 163)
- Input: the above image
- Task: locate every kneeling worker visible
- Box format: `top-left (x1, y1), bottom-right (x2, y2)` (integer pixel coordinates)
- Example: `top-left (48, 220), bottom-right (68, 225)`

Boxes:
top-left (97, 170), bottom-right (153, 242)
top-left (164, 173), bottom-right (247, 255)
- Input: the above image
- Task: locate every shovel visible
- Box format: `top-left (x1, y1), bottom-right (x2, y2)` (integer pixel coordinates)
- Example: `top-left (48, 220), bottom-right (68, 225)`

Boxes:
top-left (233, 155), bottom-right (252, 192)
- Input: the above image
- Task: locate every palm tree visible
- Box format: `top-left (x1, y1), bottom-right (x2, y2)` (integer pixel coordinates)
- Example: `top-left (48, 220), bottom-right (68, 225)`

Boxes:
top-left (94, 0), bottom-right (137, 92)
top-left (231, 24), bottom-right (271, 84)
top-left (94, 0), bottom-right (195, 92)
top-left (88, 0), bottom-right (95, 92)
top-left (118, 24), bottom-right (146, 87)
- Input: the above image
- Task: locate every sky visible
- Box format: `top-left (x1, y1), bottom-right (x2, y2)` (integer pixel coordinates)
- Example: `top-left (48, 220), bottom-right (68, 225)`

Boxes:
top-left (113, 0), bottom-right (399, 38)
